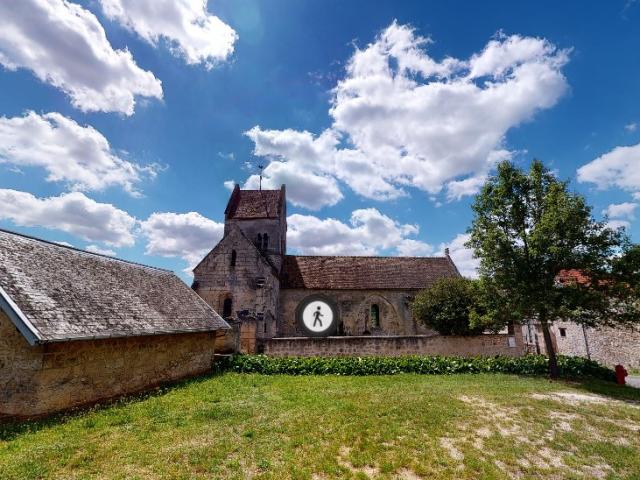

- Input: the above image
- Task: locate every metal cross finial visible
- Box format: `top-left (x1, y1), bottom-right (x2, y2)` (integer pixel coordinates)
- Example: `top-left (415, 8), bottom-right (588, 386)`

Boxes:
top-left (258, 164), bottom-right (264, 191)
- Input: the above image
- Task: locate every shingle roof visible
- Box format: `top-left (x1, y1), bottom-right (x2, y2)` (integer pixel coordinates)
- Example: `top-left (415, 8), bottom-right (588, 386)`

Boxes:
top-left (0, 229), bottom-right (229, 345)
top-left (281, 255), bottom-right (460, 290)
top-left (224, 185), bottom-right (284, 219)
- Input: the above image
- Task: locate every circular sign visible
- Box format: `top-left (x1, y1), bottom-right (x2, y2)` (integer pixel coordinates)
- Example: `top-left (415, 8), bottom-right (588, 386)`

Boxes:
top-left (296, 295), bottom-right (338, 336)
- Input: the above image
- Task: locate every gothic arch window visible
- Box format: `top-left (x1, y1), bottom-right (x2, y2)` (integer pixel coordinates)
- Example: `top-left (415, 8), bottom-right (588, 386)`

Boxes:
top-left (230, 249), bottom-right (237, 267)
top-left (371, 304), bottom-right (380, 328)
top-left (222, 297), bottom-right (233, 319)
top-left (262, 233), bottom-right (269, 250)
top-left (256, 233), bottom-right (262, 248)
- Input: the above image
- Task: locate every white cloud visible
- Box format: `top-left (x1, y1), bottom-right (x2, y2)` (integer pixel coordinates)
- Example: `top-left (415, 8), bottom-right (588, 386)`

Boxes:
top-left (0, 111), bottom-right (158, 195)
top-left (224, 180), bottom-right (236, 191)
top-left (438, 233), bottom-right (479, 278)
top-left (0, 189), bottom-right (136, 247)
top-left (625, 122), bottom-right (638, 133)
top-left (246, 22), bottom-right (570, 209)
top-left (0, 0), bottom-right (162, 115)
top-left (603, 202), bottom-right (637, 220)
top-left (244, 128), bottom-right (344, 209)
top-left (396, 239), bottom-right (435, 256)
top-left (606, 219), bottom-right (630, 231)
top-left (140, 212), bottom-right (224, 270)
top-left (287, 208), bottom-right (430, 256)
top-left (85, 244), bottom-right (117, 256)
top-left (100, 0), bottom-right (237, 68)
top-left (578, 143), bottom-right (640, 192)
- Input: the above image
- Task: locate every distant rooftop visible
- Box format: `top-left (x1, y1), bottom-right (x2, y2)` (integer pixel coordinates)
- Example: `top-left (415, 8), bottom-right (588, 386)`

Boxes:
top-left (0, 229), bottom-right (229, 345)
top-left (224, 184), bottom-right (285, 220)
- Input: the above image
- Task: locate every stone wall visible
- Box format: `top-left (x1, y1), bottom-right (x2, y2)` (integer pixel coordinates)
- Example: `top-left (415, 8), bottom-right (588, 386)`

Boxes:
top-left (0, 311), bottom-right (217, 418)
top-left (224, 217), bottom-right (286, 271)
top-left (552, 321), bottom-right (640, 369)
top-left (194, 226), bottom-right (279, 342)
top-left (263, 333), bottom-right (523, 358)
top-left (279, 289), bottom-right (435, 337)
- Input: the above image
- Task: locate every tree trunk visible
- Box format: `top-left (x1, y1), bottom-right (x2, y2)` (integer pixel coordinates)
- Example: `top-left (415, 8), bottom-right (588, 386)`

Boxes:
top-left (540, 315), bottom-right (559, 379)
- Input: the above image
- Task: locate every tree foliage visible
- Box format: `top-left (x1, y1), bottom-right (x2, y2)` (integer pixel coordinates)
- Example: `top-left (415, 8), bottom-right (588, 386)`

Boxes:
top-left (467, 159), bottom-right (636, 377)
top-left (411, 277), bottom-right (486, 335)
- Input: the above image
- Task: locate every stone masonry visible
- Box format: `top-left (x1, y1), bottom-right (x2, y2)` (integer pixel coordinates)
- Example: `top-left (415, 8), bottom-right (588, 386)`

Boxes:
top-left (279, 289), bottom-right (435, 336)
top-left (264, 332), bottom-right (524, 357)
top-left (0, 311), bottom-right (217, 418)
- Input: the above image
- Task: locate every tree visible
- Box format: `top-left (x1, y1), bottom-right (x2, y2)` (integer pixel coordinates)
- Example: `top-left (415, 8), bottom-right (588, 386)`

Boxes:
top-left (412, 277), bottom-right (486, 336)
top-left (467, 159), bottom-right (633, 378)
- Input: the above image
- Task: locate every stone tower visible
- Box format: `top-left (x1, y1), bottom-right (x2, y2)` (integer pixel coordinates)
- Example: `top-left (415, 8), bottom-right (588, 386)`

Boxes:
top-left (223, 184), bottom-right (287, 270)
top-left (192, 185), bottom-right (286, 352)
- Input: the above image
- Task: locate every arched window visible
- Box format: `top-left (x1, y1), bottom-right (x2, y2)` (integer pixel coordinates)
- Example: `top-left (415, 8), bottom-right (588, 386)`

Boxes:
top-left (256, 233), bottom-right (262, 248)
top-left (371, 304), bottom-right (380, 328)
top-left (262, 233), bottom-right (269, 250)
top-left (230, 249), bottom-right (237, 267)
top-left (222, 297), bottom-right (233, 318)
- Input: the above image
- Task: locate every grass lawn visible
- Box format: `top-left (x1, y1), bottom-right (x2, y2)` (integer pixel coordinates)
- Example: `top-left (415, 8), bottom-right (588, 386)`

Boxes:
top-left (2, 373), bottom-right (640, 479)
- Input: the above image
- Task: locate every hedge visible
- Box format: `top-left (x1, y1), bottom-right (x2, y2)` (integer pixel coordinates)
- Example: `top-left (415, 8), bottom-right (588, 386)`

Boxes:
top-left (215, 354), bottom-right (615, 382)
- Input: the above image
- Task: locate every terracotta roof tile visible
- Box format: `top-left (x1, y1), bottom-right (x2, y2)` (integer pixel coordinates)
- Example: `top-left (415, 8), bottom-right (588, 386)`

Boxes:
top-left (0, 229), bottom-right (229, 343)
top-left (281, 255), bottom-right (460, 290)
top-left (225, 189), bottom-right (283, 219)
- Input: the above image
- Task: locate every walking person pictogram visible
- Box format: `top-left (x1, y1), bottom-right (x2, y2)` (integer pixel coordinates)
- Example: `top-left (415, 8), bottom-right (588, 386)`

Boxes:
top-left (313, 305), bottom-right (324, 327)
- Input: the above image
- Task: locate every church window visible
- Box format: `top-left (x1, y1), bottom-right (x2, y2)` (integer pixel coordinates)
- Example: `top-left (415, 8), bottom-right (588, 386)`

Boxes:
top-left (559, 327), bottom-right (567, 337)
top-left (371, 304), bottom-right (380, 328)
top-left (222, 297), bottom-right (233, 318)
top-left (230, 249), bottom-right (237, 267)
top-left (256, 233), bottom-right (262, 248)
top-left (263, 233), bottom-right (269, 250)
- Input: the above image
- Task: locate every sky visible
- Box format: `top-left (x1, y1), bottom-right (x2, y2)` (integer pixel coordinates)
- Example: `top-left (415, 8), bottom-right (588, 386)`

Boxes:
top-left (1, 0), bottom-right (640, 280)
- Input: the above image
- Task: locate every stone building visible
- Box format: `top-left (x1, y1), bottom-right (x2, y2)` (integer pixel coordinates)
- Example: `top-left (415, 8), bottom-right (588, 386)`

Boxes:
top-left (523, 320), bottom-right (640, 369)
top-left (0, 229), bottom-right (228, 418)
top-left (521, 270), bottom-right (640, 368)
top-left (193, 185), bottom-right (524, 357)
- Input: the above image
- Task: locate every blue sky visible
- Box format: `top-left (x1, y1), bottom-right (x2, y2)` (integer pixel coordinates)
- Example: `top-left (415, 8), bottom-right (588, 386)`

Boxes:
top-left (1, 0), bottom-right (639, 279)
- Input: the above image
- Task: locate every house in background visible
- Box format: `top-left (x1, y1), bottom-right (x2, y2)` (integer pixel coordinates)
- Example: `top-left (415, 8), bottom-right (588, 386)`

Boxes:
top-left (521, 269), bottom-right (640, 368)
top-left (0, 229), bottom-right (229, 418)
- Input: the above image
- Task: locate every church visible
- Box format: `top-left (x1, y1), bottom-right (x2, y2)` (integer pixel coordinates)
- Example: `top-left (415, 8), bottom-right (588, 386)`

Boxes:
top-left (192, 184), bottom-right (509, 355)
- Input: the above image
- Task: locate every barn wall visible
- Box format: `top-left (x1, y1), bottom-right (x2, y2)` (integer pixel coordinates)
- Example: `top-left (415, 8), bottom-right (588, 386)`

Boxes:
top-left (279, 289), bottom-right (435, 337)
top-left (0, 312), bottom-right (216, 418)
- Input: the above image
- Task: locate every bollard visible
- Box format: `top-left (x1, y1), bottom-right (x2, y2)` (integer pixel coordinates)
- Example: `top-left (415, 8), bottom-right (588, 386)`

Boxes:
top-left (615, 364), bottom-right (628, 386)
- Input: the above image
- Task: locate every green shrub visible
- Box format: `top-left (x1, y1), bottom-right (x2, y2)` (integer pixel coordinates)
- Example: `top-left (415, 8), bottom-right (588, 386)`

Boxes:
top-left (411, 277), bottom-right (486, 335)
top-left (215, 354), bottom-right (615, 382)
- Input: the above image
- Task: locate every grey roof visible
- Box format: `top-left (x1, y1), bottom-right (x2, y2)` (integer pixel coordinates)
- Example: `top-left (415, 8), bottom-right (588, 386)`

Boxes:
top-left (0, 229), bottom-right (229, 345)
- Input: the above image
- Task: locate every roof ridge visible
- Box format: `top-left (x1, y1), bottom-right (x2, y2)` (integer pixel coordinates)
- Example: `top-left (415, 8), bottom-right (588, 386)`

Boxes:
top-left (286, 254), bottom-right (449, 260)
top-left (0, 227), bottom-right (171, 274)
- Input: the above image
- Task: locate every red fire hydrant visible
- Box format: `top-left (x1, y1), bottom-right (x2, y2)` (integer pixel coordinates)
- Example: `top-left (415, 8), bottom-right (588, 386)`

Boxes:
top-left (615, 364), bottom-right (628, 386)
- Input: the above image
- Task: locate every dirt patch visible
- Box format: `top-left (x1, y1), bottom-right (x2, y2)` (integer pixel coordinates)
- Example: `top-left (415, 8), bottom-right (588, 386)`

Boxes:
top-left (444, 394), bottom-right (617, 479)
top-left (532, 392), bottom-right (639, 408)
top-left (439, 437), bottom-right (464, 462)
top-left (396, 468), bottom-right (422, 479)
top-left (337, 446), bottom-right (380, 478)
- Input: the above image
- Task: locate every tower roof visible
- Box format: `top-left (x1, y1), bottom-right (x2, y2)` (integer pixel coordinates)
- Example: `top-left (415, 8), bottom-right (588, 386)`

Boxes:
top-left (224, 185), bottom-right (285, 220)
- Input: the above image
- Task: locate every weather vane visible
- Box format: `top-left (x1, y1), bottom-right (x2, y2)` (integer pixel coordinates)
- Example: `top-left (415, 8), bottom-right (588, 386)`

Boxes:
top-left (258, 163), bottom-right (264, 191)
